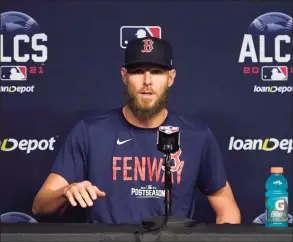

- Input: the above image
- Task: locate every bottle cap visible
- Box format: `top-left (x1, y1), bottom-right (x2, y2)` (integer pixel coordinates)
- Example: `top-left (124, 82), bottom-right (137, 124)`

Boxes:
top-left (270, 167), bottom-right (283, 174)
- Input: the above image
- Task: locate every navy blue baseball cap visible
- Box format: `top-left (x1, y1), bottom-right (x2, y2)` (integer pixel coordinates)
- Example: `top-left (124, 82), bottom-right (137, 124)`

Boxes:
top-left (123, 37), bottom-right (173, 69)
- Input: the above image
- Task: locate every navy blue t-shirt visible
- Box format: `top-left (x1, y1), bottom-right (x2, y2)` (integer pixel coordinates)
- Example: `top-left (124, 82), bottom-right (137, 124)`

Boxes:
top-left (51, 107), bottom-right (227, 224)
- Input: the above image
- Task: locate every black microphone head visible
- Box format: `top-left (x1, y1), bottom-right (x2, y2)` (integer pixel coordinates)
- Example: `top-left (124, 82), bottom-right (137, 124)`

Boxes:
top-left (157, 126), bottom-right (180, 154)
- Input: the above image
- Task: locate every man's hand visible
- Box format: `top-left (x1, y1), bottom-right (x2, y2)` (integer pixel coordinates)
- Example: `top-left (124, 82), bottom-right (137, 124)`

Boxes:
top-left (63, 181), bottom-right (106, 208)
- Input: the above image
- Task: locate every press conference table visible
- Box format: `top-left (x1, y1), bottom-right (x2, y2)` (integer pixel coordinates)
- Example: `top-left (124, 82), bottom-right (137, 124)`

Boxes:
top-left (1, 223), bottom-right (292, 241)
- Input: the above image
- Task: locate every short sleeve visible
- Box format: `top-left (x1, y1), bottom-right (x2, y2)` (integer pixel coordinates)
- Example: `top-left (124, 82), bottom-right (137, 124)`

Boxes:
top-left (50, 120), bottom-right (88, 184)
top-left (197, 127), bottom-right (227, 195)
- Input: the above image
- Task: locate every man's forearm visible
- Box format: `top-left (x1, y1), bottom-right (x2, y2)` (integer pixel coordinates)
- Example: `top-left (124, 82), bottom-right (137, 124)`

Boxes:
top-left (216, 208), bottom-right (241, 224)
top-left (32, 187), bottom-right (69, 216)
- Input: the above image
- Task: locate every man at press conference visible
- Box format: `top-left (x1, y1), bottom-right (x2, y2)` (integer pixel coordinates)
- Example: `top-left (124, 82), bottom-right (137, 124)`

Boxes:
top-left (32, 37), bottom-right (241, 224)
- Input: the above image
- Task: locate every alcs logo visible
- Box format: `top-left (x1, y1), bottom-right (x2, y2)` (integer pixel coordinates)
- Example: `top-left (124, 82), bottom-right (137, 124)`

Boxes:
top-left (239, 12), bottom-right (292, 73)
top-left (238, 12), bottom-right (292, 94)
top-left (0, 11), bottom-right (48, 94)
top-left (0, 11), bottom-right (48, 65)
top-left (0, 137), bottom-right (56, 154)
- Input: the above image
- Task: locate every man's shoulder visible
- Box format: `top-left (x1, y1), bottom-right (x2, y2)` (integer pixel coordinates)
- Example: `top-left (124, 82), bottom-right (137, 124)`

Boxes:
top-left (74, 107), bottom-right (123, 131)
top-left (81, 107), bottom-right (122, 125)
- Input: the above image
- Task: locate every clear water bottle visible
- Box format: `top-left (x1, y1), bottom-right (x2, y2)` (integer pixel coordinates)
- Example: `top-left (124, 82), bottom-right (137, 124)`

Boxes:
top-left (265, 167), bottom-right (288, 227)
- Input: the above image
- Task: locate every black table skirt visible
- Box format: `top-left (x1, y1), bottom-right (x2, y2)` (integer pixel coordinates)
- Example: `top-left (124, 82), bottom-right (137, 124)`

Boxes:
top-left (1, 223), bottom-right (292, 242)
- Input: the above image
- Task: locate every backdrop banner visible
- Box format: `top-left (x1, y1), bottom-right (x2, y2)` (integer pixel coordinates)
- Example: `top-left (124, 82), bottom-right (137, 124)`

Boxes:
top-left (0, 0), bottom-right (292, 224)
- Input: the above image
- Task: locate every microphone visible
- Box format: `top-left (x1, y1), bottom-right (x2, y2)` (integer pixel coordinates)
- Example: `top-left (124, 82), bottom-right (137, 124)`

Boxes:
top-left (157, 126), bottom-right (180, 220)
top-left (157, 126), bottom-right (180, 218)
top-left (142, 126), bottom-right (195, 231)
top-left (141, 125), bottom-right (194, 229)
top-left (157, 126), bottom-right (180, 154)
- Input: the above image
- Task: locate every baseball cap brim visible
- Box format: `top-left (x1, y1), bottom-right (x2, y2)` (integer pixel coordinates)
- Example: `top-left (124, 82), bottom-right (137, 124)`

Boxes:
top-left (123, 61), bottom-right (172, 70)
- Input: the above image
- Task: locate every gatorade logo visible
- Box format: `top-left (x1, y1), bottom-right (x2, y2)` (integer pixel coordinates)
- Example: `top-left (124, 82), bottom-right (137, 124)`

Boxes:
top-left (275, 200), bottom-right (285, 211)
top-left (228, 137), bottom-right (292, 153)
top-left (0, 137), bottom-right (57, 154)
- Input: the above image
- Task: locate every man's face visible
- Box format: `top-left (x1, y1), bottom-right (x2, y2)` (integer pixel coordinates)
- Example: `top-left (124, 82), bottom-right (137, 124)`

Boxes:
top-left (121, 65), bottom-right (176, 119)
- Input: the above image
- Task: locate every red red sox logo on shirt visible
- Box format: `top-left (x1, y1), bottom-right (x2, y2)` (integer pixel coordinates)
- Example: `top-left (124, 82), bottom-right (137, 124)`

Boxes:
top-left (162, 148), bottom-right (183, 172)
top-left (141, 38), bottom-right (154, 53)
top-left (112, 148), bottom-right (184, 184)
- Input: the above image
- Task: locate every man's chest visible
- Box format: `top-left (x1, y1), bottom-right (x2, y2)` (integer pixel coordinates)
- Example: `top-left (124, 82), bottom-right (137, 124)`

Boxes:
top-left (87, 131), bottom-right (204, 192)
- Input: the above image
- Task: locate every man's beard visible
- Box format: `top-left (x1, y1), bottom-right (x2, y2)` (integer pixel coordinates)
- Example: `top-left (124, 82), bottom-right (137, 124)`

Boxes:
top-left (125, 86), bottom-right (168, 120)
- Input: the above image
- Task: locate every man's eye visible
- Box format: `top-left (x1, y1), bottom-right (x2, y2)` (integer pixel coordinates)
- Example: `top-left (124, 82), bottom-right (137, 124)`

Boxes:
top-left (128, 69), bottom-right (145, 74)
top-left (127, 68), bottom-right (165, 74)
top-left (151, 69), bottom-right (164, 74)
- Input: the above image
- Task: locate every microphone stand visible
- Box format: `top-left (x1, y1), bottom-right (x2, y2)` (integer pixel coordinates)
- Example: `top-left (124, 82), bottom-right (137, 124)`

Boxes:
top-left (141, 153), bottom-right (194, 230)
top-left (164, 153), bottom-right (172, 221)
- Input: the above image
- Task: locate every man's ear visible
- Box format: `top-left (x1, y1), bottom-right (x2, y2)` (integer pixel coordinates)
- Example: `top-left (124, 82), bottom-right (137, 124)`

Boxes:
top-left (121, 67), bottom-right (128, 85)
top-left (168, 69), bottom-right (176, 87)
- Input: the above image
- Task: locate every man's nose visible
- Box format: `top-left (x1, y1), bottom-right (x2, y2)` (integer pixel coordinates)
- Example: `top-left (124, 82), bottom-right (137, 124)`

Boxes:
top-left (143, 71), bottom-right (152, 85)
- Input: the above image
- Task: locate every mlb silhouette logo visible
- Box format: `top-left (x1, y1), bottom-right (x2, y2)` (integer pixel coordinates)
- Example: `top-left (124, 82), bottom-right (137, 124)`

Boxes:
top-left (261, 66), bottom-right (288, 81)
top-left (120, 26), bottom-right (161, 49)
top-left (0, 66), bottom-right (27, 81)
top-left (159, 126), bottom-right (179, 134)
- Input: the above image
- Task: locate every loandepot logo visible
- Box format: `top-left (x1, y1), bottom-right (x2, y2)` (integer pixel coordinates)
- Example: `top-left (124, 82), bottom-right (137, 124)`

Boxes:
top-left (229, 137), bottom-right (292, 153)
top-left (0, 137), bottom-right (56, 154)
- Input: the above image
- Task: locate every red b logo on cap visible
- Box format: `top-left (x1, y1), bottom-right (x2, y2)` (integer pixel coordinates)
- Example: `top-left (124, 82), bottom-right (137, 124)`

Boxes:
top-left (141, 38), bottom-right (154, 53)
